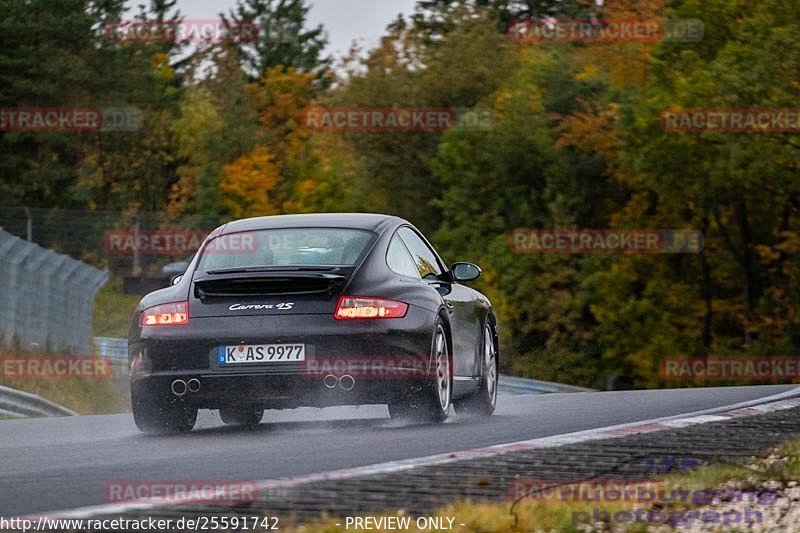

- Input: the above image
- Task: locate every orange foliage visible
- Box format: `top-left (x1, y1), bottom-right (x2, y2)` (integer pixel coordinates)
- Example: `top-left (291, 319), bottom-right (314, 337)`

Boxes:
top-left (572, 0), bottom-right (671, 89)
top-left (166, 166), bottom-right (198, 214)
top-left (556, 102), bottom-right (621, 159)
top-left (249, 66), bottom-right (317, 161)
top-left (220, 147), bottom-right (282, 218)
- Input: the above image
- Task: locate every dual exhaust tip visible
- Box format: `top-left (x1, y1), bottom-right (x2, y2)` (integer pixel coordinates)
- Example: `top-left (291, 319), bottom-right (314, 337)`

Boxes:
top-left (172, 375), bottom-right (354, 396)
top-left (171, 378), bottom-right (201, 397)
top-left (323, 374), bottom-right (355, 391)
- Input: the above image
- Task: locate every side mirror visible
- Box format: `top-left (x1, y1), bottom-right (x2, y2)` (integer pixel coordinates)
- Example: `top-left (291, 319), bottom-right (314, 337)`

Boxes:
top-left (171, 274), bottom-right (183, 286)
top-left (450, 262), bottom-right (481, 282)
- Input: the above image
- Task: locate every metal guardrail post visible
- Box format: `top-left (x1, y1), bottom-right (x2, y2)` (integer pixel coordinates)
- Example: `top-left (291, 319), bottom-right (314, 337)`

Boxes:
top-left (44, 255), bottom-right (68, 351)
top-left (0, 234), bottom-right (17, 346)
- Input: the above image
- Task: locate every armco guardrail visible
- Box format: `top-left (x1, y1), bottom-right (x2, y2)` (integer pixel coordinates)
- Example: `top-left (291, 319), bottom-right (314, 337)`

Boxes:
top-left (94, 337), bottom-right (593, 395)
top-left (0, 385), bottom-right (76, 418)
top-left (95, 336), bottom-right (128, 375)
top-left (95, 336), bottom-right (128, 363)
top-left (498, 375), bottom-right (595, 394)
top-left (0, 227), bottom-right (108, 355)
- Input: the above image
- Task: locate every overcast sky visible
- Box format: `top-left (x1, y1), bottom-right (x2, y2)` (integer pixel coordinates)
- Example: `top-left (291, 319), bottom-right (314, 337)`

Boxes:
top-left (172, 0), bottom-right (419, 58)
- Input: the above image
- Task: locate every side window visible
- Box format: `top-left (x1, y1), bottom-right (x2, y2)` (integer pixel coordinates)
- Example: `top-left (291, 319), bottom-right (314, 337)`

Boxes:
top-left (387, 235), bottom-right (421, 278)
top-left (398, 227), bottom-right (443, 280)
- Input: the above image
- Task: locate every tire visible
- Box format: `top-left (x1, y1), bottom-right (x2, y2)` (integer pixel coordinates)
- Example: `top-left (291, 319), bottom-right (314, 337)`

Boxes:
top-left (131, 387), bottom-right (197, 434)
top-left (219, 407), bottom-right (264, 427)
top-left (388, 319), bottom-right (451, 423)
top-left (454, 321), bottom-right (498, 417)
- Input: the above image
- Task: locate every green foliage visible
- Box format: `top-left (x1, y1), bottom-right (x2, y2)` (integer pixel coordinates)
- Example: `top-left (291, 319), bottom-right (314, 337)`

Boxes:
top-left (222, 0), bottom-right (329, 78)
top-left (613, 0), bottom-right (800, 374)
top-left (0, 0), bottom-right (124, 206)
top-left (3, 0), bottom-right (800, 390)
top-left (93, 279), bottom-right (141, 338)
top-left (328, 7), bottom-right (518, 232)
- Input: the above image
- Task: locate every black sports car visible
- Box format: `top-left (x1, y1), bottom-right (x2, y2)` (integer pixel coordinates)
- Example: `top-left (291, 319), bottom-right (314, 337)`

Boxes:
top-left (128, 213), bottom-right (498, 433)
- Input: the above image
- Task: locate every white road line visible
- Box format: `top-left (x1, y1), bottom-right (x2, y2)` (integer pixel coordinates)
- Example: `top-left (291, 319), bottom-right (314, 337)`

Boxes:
top-left (30, 387), bottom-right (800, 520)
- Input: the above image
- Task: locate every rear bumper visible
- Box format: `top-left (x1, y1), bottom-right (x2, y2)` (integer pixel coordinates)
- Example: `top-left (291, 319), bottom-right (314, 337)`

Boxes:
top-left (129, 306), bottom-right (437, 409)
top-left (131, 372), bottom-right (435, 409)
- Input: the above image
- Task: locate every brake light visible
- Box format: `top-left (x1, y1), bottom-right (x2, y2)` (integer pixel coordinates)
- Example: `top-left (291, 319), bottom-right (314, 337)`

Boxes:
top-left (334, 296), bottom-right (408, 319)
top-left (140, 301), bottom-right (189, 326)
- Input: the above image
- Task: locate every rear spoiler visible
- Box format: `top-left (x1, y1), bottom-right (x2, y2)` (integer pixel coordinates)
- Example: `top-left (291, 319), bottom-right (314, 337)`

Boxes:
top-left (193, 271), bottom-right (348, 298)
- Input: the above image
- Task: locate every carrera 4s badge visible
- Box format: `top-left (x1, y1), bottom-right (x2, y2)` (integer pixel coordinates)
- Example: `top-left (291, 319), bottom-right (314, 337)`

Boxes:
top-left (228, 303), bottom-right (295, 311)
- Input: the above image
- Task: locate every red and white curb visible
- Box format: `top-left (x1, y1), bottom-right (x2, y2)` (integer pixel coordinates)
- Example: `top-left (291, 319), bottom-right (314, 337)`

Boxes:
top-left (30, 387), bottom-right (800, 520)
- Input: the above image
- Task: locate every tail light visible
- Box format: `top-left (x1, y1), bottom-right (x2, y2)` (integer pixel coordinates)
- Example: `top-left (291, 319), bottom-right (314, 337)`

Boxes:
top-left (334, 296), bottom-right (408, 320)
top-left (140, 301), bottom-right (189, 326)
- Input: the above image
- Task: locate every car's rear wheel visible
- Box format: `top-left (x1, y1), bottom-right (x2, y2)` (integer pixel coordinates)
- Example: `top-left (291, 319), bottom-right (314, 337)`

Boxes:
top-left (454, 322), bottom-right (498, 416)
top-left (388, 320), bottom-right (451, 423)
top-left (131, 388), bottom-right (197, 434)
top-left (219, 407), bottom-right (264, 427)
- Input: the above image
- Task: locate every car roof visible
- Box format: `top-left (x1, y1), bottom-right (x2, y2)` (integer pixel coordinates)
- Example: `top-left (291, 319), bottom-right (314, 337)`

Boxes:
top-left (217, 213), bottom-right (407, 235)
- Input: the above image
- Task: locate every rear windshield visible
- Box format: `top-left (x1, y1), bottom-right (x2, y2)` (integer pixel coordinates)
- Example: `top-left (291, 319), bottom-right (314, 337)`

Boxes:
top-left (197, 228), bottom-right (373, 270)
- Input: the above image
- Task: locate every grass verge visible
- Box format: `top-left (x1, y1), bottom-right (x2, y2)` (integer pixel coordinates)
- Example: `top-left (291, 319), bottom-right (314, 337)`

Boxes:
top-left (93, 277), bottom-right (140, 338)
top-left (0, 375), bottom-right (129, 415)
top-left (280, 438), bottom-right (800, 532)
top-left (0, 346), bottom-right (129, 415)
top-left (0, 279), bottom-right (137, 417)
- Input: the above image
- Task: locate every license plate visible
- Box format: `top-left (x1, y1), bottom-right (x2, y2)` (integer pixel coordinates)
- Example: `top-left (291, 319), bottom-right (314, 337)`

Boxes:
top-left (217, 344), bottom-right (305, 365)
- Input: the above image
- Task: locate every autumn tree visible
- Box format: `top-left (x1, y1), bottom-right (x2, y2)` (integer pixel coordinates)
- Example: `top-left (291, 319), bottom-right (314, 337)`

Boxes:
top-left (220, 147), bottom-right (282, 217)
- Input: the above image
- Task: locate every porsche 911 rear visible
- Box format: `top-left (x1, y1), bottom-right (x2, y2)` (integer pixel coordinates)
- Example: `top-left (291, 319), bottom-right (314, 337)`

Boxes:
top-left (129, 220), bottom-right (445, 433)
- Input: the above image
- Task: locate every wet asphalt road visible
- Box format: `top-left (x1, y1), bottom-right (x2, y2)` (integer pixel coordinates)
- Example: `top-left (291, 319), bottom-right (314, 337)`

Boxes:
top-left (1, 384), bottom-right (796, 516)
